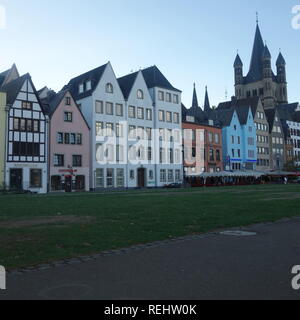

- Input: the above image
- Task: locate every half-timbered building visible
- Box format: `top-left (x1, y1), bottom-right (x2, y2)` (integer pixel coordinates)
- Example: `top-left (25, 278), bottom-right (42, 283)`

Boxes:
top-left (1, 73), bottom-right (48, 193)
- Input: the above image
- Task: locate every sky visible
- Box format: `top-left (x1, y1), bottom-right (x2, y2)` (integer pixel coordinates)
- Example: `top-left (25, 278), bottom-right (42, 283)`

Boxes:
top-left (0, 0), bottom-right (299, 108)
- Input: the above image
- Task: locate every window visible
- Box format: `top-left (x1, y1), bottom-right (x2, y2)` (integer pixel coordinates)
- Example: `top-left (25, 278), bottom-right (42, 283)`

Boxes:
top-left (209, 133), bottom-right (213, 143)
top-left (160, 170), bottom-right (166, 182)
top-left (106, 102), bottom-right (114, 115)
top-left (95, 100), bottom-right (104, 114)
top-left (166, 112), bottom-right (172, 123)
top-left (173, 94), bottom-right (179, 104)
top-left (22, 101), bottom-right (32, 110)
top-left (169, 148), bottom-right (174, 164)
top-left (129, 106), bottom-right (136, 118)
top-left (216, 150), bottom-right (221, 161)
top-left (146, 109), bottom-right (152, 121)
top-left (64, 112), bottom-right (72, 122)
top-left (76, 133), bottom-right (82, 145)
top-left (158, 91), bottom-right (164, 101)
top-left (137, 107), bottom-right (144, 119)
top-left (106, 123), bottom-right (114, 137)
top-left (54, 154), bottom-right (64, 167)
top-left (137, 126), bottom-right (144, 140)
top-left (175, 170), bottom-right (181, 182)
top-left (20, 119), bottom-right (26, 131)
top-left (149, 170), bottom-right (154, 180)
top-left (148, 147), bottom-right (152, 161)
top-left (13, 118), bottom-right (19, 130)
top-left (116, 145), bottom-right (124, 162)
top-left (33, 120), bottom-right (39, 132)
top-left (95, 169), bottom-right (104, 188)
top-left (129, 125), bottom-right (136, 139)
top-left (106, 83), bottom-right (114, 93)
top-left (30, 169), bottom-right (42, 188)
top-left (231, 136), bottom-right (234, 144)
top-left (64, 133), bottom-right (70, 144)
top-left (166, 93), bottom-right (172, 102)
top-left (146, 127), bottom-right (152, 140)
top-left (116, 169), bottom-right (125, 187)
top-left (79, 84), bottom-right (84, 94)
top-left (175, 149), bottom-right (181, 164)
top-left (130, 170), bottom-right (135, 180)
top-left (209, 149), bottom-right (214, 161)
top-left (86, 80), bottom-right (91, 91)
top-left (73, 155), bottom-right (82, 167)
top-left (116, 104), bottom-right (123, 116)
top-left (215, 133), bottom-right (219, 144)
top-left (95, 144), bottom-right (104, 162)
top-left (116, 124), bottom-right (123, 137)
top-left (106, 169), bottom-right (114, 187)
top-left (168, 170), bottom-right (174, 182)
top-left (96, 122), bottom-right (104, 136)
top-left (27, 120), bottom-right (32, 132)
top-left (70, 133), bottom-right (76, 145)
top-left (65, 97), bottom-right (71, 106)
top-left (174, 113), bottom-right (180, 124)
top-left (160, 148), bottom-right (165, 164)
top-left (57, 132), bottom-right (63, 144)
top-left (159, 110), bottom-right (165, 122)
top-left (137, 90), bottom-right (144, 99)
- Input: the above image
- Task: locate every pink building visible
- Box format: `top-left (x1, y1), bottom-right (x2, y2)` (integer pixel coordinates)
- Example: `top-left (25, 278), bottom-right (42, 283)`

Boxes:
top-left (42, 89), bottom-right (90, 192)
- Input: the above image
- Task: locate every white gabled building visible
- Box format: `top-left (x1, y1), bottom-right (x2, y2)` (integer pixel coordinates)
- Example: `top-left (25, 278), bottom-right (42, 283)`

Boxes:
top-left (65, 63), bottom-right (183, 189)
top-left (2, 73), bottom-right (48, 193)
top-left (140, 66), bottom-right (183, 187)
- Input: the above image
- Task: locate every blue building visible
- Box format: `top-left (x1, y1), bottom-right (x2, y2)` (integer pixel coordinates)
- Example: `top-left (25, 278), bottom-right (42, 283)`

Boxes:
top-left (212, 105), bottom-right (257, 171)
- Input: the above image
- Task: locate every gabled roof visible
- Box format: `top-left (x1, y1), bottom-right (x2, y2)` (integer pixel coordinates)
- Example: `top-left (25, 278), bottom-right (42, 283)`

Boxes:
top-left (64, 63), bottom-right (108, 100)
top-left (0, 64), bottom-right (19, 88)
top-left (218, 97), bottom-right (260, 119)
top-left (246, 24), bottom-right (265, 83)
top-left (141, 66), bottom-right (181, 92)
top-left (265, 109), bottom-right (276, 133)
top-left (117, 71), bottom-right (139, 100)
top-left (235, 105), bottom-right (252, 125)
top-left (211, 108), bottom-right (236, 127)
top-left (42, 89), bottom-right (90, 128)
top-left (1, 73), bottom-right (29, 105)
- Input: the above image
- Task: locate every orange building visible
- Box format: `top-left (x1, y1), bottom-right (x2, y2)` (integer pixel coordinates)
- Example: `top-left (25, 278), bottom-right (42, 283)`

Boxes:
top-left (183, 121), bottom-right (223, 175)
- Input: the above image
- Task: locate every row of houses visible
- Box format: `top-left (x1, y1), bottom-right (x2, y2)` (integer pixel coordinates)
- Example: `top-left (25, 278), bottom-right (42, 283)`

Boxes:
top-left (0, 23), bottom-right (300, 193)
top-left (0, 63), bottom-right (183, 193)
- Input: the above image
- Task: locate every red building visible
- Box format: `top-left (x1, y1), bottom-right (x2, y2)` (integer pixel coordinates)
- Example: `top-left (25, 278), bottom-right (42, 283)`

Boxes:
top-left (183, 121), bottom-right (223, 176)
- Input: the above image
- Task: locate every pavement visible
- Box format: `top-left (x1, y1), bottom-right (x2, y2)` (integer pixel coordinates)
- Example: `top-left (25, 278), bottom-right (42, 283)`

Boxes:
top-left (1, 218), bottom-right (300, 300)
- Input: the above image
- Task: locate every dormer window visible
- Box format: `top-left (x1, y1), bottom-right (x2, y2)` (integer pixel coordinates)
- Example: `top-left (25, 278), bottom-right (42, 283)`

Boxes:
top-left (137, 89), bottom-right (144, 99)
top-left (79, 84), bottom-right (84, 94)
top-left (86, 80), bottom-right (92, 91)
top-left (65, 97), bottom-right (71, 106)
top-left (106, 83), bottom-right (114, 94)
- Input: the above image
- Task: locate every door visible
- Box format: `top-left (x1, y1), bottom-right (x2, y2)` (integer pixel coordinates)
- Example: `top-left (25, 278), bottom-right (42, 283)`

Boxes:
top-left (65, 176), bottom-right (72, 193)
top-left (75, 176), bottom-right (85, 191)
top-left (10, 169), bottom-right (23, 191)
top-left (137, 168), bottom-right (146, 188)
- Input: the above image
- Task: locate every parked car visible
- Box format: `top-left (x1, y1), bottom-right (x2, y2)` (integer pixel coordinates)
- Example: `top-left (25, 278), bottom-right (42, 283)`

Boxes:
top-left (291, 177), bottom-right (300, 184)
top-left (163, 183), bottom-right (183, 189)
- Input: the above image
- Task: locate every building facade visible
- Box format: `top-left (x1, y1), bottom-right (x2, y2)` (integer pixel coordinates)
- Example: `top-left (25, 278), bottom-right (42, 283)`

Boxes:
top-left (182, 120), bottom-right (222, 175)
top-left (265, 109), bottom-right (285, 170)
top-left (2, 74), bottom-right (48, 193)
top-left (65, 63), bottom-right (183, 189)
top-left (218, 97), bottom-right (269, 171)
top-left (42, 90), bottom-right (90, 192)
top-left (234, 23), bottom-right (288, 109)
top-left (0, 92), bottom-right (6, 188)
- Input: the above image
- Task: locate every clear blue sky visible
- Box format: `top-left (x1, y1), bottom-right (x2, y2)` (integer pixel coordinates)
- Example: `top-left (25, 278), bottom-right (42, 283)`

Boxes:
top-left (0, 0), bottom-right (299, 108)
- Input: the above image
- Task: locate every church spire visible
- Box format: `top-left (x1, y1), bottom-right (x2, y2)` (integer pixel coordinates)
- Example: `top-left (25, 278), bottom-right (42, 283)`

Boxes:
top-left (204, 86), bottom-right (211, 112)
top-left (247, 23), bottom-right (265, 82)
top-left (192, 83), bottom-right (199, 108)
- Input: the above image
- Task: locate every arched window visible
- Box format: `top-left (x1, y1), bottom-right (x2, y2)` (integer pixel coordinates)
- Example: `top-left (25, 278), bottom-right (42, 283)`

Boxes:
top-left (106, 83), bottom-right (113, 94)
top-left (137, 89), bottom-right (144, 99)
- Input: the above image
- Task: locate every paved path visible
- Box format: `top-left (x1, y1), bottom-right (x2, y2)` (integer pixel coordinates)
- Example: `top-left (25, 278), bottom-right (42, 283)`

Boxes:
top-left (1, 219), bottom-right (300, 300)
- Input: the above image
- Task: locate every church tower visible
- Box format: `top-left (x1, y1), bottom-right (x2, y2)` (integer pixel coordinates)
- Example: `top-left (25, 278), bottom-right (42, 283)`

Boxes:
top-left (233, 18), bottom-right (288, 109)
top-left (276, 52), bottom-right (288, 104)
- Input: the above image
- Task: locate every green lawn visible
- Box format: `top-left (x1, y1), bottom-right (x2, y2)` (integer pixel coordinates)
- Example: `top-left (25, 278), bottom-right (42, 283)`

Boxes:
top-left (0, 184), bottom-right (300, 270)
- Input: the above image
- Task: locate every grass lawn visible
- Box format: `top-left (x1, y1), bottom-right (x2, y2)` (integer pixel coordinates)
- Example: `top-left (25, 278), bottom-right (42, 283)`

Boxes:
top-left (0, 184), bottom-right (300, 270)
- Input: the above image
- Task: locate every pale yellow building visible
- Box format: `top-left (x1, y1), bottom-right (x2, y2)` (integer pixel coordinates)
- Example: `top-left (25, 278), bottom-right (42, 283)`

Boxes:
top-left (0, 91), bottom-right (7, 188)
